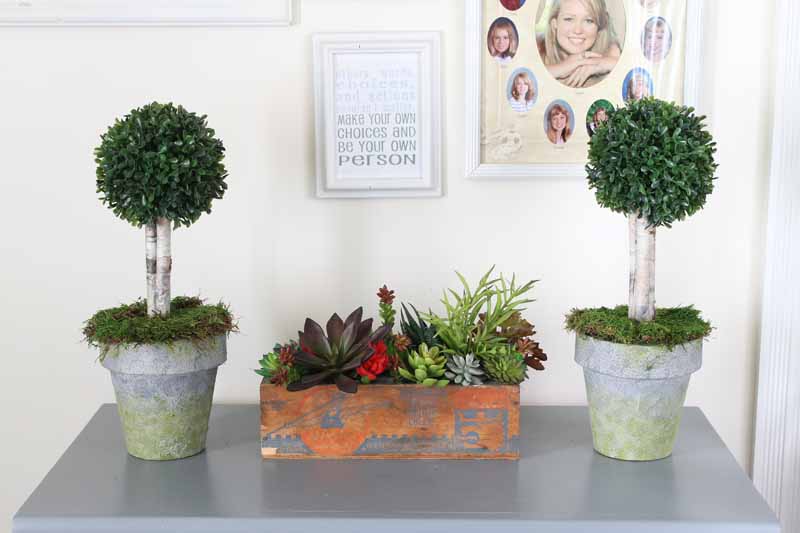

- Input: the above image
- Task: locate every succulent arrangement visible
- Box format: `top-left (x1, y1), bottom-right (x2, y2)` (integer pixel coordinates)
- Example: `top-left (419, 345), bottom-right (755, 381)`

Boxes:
top-left (256, 267), bottom-right (547, 392)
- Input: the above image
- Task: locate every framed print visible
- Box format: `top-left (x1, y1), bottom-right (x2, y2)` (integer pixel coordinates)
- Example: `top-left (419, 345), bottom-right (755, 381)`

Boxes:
top-left (313, 32), bottom-right (442, 198)
top-left (466, 0), bottom-right (704, 178)
top-left (0, 0), bottom-right (295, 26)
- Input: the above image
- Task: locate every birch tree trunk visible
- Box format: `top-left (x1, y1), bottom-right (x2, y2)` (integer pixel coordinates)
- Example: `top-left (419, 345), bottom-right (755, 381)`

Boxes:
top-left (154, 217), bottom-right (172, 315)
top-left (145, 223), bottom-right (157, 316)
top-left (628, 213), bottom-right (656, 322)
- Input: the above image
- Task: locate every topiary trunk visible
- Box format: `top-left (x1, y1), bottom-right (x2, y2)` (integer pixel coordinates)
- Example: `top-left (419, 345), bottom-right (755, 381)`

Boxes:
top-left (145, 223), bottom-right (157, 315)
top-left (628, 214), bottom-right (655, 322)
top-left (154, 217), bottom-right (172, 316)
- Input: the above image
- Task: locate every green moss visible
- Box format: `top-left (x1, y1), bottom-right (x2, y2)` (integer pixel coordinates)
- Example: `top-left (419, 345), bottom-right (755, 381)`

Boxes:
top-left (84, 296), bottom-right (236, 347)
top-left (565, 306), bottom-right (711, 347)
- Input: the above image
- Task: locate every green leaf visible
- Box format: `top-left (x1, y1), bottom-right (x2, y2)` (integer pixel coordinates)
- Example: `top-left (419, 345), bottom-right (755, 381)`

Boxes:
top-left (398, 368), bottom-right (415, 382)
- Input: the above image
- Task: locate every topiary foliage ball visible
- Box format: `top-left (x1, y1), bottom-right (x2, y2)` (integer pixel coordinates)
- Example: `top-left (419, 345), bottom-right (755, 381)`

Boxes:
top-left (586, 98), bottom-right (717, 228)
top-left (95, 102), bottom-right (228, 228)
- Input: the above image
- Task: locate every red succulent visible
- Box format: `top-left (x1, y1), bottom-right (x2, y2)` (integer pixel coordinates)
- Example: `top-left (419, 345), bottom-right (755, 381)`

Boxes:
top-left (278, 345), bottom-right (295, 366)
top-left (270, 367), bottom-right (290, 386)
top-left (376, 285), bottom-right (395, 305)
top-left (393, 334), bottom-right (412, 353)
top-left (357, 340), bottom-right (390, 381)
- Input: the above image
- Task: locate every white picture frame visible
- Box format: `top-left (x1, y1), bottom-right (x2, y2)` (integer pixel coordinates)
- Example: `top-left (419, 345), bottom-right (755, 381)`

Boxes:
top-left (0, 0), bottom-right (295, 26)
top-left (465, 0), bottom-right (705, 179)
top-left (313, 32), bottom-right (442, 198)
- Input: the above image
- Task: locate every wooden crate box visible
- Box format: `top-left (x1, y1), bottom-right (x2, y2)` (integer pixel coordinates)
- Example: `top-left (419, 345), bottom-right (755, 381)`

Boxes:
top-left (260, 382), bottom-right (520, 459)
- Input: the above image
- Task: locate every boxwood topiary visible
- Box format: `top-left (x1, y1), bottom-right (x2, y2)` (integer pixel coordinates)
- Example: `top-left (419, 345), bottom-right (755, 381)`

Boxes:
top-left (586, 97), bottom-right (717, 228)
top-left (584, 97), bottom-right (718, 323)
top-left (95, 102), bottom-right (228, 228)
top-left (93, 101), bottom-right (229, 318)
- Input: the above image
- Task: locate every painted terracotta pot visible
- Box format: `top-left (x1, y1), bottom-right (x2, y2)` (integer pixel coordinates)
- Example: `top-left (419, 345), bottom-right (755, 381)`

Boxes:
top-left (575, 334), bottom-right (702, 461)
top-left (101, 335), bottom-right (226, 460)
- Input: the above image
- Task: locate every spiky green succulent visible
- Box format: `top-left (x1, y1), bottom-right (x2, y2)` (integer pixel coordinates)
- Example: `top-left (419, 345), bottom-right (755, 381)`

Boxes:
top-left (288, 307), bottom-right (390, 393)
top-left (400, 303), bottom-right (439, 350)
top-left (425, 267), bottom-right (536, 356)
top-left (398, 343), bottom-right (449, 387)
top-left (480, 345), bottom-right (528, 385)
top-left (445, 354), bottom-right (485, 386)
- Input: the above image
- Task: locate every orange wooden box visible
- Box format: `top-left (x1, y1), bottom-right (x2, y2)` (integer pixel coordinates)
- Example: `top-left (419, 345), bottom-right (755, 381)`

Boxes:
top-left (260, 381), bottom-right (520, 459)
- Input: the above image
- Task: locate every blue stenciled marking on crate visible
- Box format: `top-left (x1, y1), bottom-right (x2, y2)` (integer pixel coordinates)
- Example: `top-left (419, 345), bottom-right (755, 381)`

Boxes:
top-left (353, 408), bottom-right (516, 455)
top-left (263, 396), bottom-right (394, 435)
top-left (261, 434), bottom-right (313, 455)
top-left (354, 434), bottom-right (456, 455)
top-left (455, 408), bottom-right (513, 451)
top-left (321, 406), bottom-right (344, 428)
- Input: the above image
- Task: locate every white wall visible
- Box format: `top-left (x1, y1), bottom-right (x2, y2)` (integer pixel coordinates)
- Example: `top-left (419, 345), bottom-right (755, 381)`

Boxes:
top-left (0, 0), bottom-right (773, 531)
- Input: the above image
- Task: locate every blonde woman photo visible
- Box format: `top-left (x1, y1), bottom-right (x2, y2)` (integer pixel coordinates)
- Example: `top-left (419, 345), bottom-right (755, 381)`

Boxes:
top-left (508, 70), bottom-right (537, 113)
top-left (544, 101), bottom-right (574, 145)
top-left (536, 0), bottom-right (622, 88)
top-left (487, 17), bottom-right (519, 65)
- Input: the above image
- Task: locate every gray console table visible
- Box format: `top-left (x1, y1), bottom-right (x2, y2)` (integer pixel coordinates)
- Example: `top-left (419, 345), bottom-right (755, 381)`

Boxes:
top-left (14, 405), bottom-right (779, 532)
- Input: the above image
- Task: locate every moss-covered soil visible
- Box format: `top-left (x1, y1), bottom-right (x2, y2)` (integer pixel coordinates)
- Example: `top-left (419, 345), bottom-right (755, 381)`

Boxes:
top-left (565, 305), bottom-right (711, 347)
top-left (84, 296), bottom-right (235, 347)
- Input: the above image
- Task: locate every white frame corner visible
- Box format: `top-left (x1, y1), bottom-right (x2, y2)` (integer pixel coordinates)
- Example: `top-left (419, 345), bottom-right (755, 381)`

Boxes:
top-left (0, 0), bottom-right (295, 27)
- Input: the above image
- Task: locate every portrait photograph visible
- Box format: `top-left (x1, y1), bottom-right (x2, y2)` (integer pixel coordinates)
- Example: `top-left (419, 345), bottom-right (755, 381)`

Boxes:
top-left (487, 17), bottom-right (520, 65)
top-left (534, 0), bottom-right (627, 89)
top-left (622, 67), bottom-right (654, 101)
top-left (543, 99), bottom-right (575, 145)
top-left (500, 0), bottom-right (527, 11)
top-left (642, 16), bottom-right (673, 62)
top-left (586, 99), bottom-right (613, 136)
top-left (508, 68), bottom-right (538, 113)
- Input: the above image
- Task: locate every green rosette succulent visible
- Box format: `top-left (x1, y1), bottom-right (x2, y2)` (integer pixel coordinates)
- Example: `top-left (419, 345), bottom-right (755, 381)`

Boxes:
top-left (398, 343), bottom-right (449, 387)
top-left (256, 342), bottom-right (303, 386)
top-left (480, 345), bottom-right (528, 385)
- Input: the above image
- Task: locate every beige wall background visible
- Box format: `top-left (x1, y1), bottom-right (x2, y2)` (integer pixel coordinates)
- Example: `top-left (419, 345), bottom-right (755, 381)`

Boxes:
top-left (0, 0), bottom-right (774, 531)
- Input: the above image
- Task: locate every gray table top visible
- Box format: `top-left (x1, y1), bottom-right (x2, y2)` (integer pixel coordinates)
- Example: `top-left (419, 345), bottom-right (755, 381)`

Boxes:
top-left (14, 405), bottom-right (778, 533)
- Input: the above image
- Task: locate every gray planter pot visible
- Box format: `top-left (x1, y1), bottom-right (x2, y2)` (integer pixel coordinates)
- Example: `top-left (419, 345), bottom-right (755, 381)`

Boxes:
top-left (101, 335), bottom-right (227, 461)
top-left (574, 334), bottom-right (702, 461)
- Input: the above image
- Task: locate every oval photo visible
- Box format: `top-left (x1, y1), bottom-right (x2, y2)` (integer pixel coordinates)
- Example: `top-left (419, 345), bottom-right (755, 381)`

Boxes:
top-left (507, 68), bottom-right (538, 113)
top-left (535, 0), bottom-right (627, 88)
top-left (622, 67), bottom-right (654, 102)
top-left (586, 99), bottom-right (613, 136)
top-left (641, 16), bottom-right (673, 62)
top-left (543, 99), bottom-right (575, 145)
top-left (500, 0), bottom-right (527, 11)
top-left (487, 17), bottom-right (520, 65)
